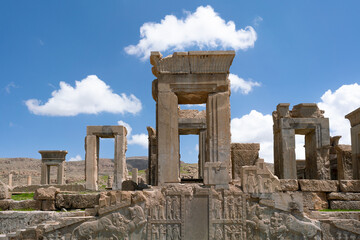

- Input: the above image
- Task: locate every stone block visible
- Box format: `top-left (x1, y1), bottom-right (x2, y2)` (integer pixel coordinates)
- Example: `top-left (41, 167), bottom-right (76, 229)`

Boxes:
top-left (330, 201), bottom-right (360, 210)
top-left (339, 180), bottom-right (360, 192)
top-left (303, 192), bottom-right (328, 210)
top-left (299, 180), bottom-right (339, 192)
top-left (270, 191), bottom-right (303, 212)
top-left (34, 186), bottom-right (60, 200)
top-left (0, 199), bottom-right (12, 210)
top-left (56, 194), bottom-right (100, 209)
top-left (279, 179), bottom-right (299, 191)
top-left (203, 162), bottom-right (229, 188)
top-left (327, 192), bottom-right (360, 201)
top-left (9, 200), bottom-right (41, 210)
top-left (41, 200), bottom-right (56, 211)
top-left (121, 180), bottom-right (138, 191)
top-left (231, 143), bottom-right (260, 180)
top-left (0, 180), bottom-right (10, 200)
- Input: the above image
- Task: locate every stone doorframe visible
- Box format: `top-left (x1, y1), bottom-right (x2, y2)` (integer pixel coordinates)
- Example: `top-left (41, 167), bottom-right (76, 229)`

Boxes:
top-left (85, 126), bottom-right (127, 191)
top-left (273, 103), bottom-right (331, 180)
top-left (345, 107), bottom-right (360, 179)
top-left (150, 51), bottom-right (234, 187)
top-left (39, 150), bottom-right (67, 185)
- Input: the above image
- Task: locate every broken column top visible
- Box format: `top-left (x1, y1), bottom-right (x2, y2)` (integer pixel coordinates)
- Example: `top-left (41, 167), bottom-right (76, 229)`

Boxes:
top-left (345, 107), bottom-right (360, 127)
top-left (274, 103), bottom-right (325, 119)
top-left (150, 51), bottom-right (235, 77)
top-left (87, 125), bottom-right (127, 138)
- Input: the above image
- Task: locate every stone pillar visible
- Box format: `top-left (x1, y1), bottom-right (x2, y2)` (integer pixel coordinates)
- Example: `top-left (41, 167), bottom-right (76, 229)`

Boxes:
top-left (8, 173), bottom-right (13, 188)
top-left (205, 92), bottom-right (231, 186)
top-left (41, 163), bottom-right (47, 184)
top-left (147, 126), bottom-right (157, 185)
top-left (274, 127), bottom-right (296, 179)
top-left (335, 145), bottom-right (353, 180)
top-left (231, 143), bottom-right (260, 180)
top-left (157, 92), bottom-right (179, 184)
top-left (27, 175), bottom-right (32, 185)
top-left (132, 168), bottom-right (138, 184)
top-left (107, 176), bottom-right (113, 189)
top-left (85, 135), bottom-right (99, 190)
top-left (57, 162), bottom-right (65, 185)
top-left (345, 107), bottom-right (360, 179)
top-left (198, 131), bottom-right (206, 179)
top-left (113, 132), bottom-right (127, 190)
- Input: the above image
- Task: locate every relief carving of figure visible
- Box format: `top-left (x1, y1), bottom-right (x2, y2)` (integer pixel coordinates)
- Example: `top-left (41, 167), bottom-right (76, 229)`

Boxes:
top-left (235, 197), bottom-right (242, 219)
top-left (152, 224), bottom-right (159, 240)
top-left (269, 212), bottom-right (287, 240)
top-left (213, 199), bottom-right (222, 219)
top-left (284, 214), bottom-right (320, 239)
top-left (172, 224), bottom-right (181, 240)
top-left (172, 196), bottom-right (180, 220)
top-left (228, 196), bottom-right (235, 219)
top-left (167, 224), bottom-right (173, 240)
top-left (159, 224), bottom-right (166, 240)
top-left (152, 203), bottom-right (159, 220)
top-left (159, 199), bottom-right (166, 220)
top-left (166, 197), bottom-right (172, 220)
top-left (214, 224), bottom-right (223, 240)
top-left (246, 172), bottom-right (257, 193)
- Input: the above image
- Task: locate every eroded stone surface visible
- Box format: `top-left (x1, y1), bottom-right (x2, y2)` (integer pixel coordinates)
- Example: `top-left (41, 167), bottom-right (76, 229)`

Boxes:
top-left (303, 192), bottom-right (328, 210)
top-left (56, 194), bottom-right (99, 209)
top-left (330, 201), bottom-right (360, 210)
top-left (299, 180), bottom-right (339, 192)
top-left (0, 180), bottom-right (10, 200)
top-left (231, 143), bottom-right (259, 180)
top-left (34, 186), bottom-right (60, 200)
top-left (279, 179), bottom-right (299, 191)
top-left (339, 180), bottom-right (360, 192)
top-left (327, 192), bottom-right (360, 201)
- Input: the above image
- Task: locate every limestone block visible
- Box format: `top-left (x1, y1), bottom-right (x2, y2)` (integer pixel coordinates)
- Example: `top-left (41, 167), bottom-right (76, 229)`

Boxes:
top-left (203, 162), bottom-right (229, 188)
top-left (121, 180), bottom-right (138, 191)
top-left (270, 191), bottom-right (303, 212)
top-left (86, 125), bottom-right (127, 138)
top-left (279, 179), bottom-right (299, 191)
top-left (330, 201), bottom-right (360, 210)
top-left (299, 180), bottom-right (339, 192)
top-left (0, 199), bottom-right (11, 210)
top-left (303, 192), bottom-right (328, 210)
top-left (339, 180), bottom-right (360, 192)
top-left (0, 180), bottom-right (10, 199)
top-left (231, 143), bottom-right (260, 180)
top-left (34, 186), bottom-right (60, 200)
top-left (41, 200), bottom-right (56, 211)
top-left (327, 192), bottom-right (360, 201)
top-left (98, 193), bottom-right (110, 208)
top-left (56, 194), bottom-right (100, 209)
top-left (291, 103), bottom-right (324, 118)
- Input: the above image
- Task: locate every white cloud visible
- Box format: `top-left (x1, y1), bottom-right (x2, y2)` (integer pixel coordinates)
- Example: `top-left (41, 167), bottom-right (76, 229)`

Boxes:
top-left (25, 75), bottom-right (142, 116)
top-left (318, 83), bottom-right (360, 144)
top-left (229, 73), bottom-right (260, 94)
top-left (231, 110), bottom-right (273, 162)
top-left (5, 82), bottom-right (17, 94)
top-left (117, 120), bottom-right (132, 136)
top-left (118, 121), bottom-right (148, 149)
top-left (68, 154), bottom-right (82, 162)
top-left (125, 5), bottom-right (257, 60)
top-left (253, 16), bottom-right (263, 27)
top-left (128, 134), bottom-right (148, 149)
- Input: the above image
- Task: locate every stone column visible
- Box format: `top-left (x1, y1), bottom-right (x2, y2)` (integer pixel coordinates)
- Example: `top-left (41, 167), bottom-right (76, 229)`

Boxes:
top-left (8, 173), bottom-right (13, 188)
top-left (147, 126), bottom-right (157, 186)
top-left (57, 162), bottom-right (65, 185)
top-left (335, 145), bottom-right (353, 180)
top-left (85, 135), bottom-right (99, 190)
top-left (198, 131), bottom-right (206, 179)
top-left (345, 107), bottom-right (360, 179)
top-left (41, 163), bottom-right (47, 184)
top-left (113, 132), bottom-right (127, 190)
top-left (132, 168), bottom-right (138, 184)
top-left (274, 127), bottom-right (296, 179)
top-left (27, 175), bottom-right (32, 185)
top-left (47, 165), bottom-right (51, 184)
top-left (157, 91), bottom-right (179, 184)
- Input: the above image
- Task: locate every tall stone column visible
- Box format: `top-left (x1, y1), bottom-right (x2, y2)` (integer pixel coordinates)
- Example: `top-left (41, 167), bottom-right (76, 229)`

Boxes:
top-left (41, 163), bottom-right (47, 184)
top-left (345, 108), bottom-right (360, 179)
top-left (27, 175), bottom-right (32, 185)
top-left (157, 91), bottom-right (179, 184)
top-left (277, 127), bottom-right (296, 179)
top-left (198, 130), bottom-right (206, 179)
top-left (113, 133), bottom-right (127, 190)
top-left (85, 135), bottom-right (99, 190)
top-left (57, 162), bottom-right (65, 185)
top-left (8, 173), bottom-right (13, 188)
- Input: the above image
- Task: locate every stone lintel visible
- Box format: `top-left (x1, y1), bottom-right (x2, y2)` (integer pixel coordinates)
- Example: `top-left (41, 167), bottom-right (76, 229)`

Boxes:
top-left (276, 103), bottom-right (290, 118)
top-left (291, 103), bottom-right (324, 118)
top-left (231, 143), bottom-right (260, 151)
top-left (178, 118), bottom-right (206, 135)
top-left (86, 125), bottom-right (127, 138)
top-left (345, 107), bottom-right (360, 127)
top-left (38, 150), bottom-right (67, 161)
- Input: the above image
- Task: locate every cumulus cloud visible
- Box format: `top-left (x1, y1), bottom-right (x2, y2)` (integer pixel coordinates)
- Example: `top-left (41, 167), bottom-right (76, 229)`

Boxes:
top-left (125, 5), bottom-right (257, 60)
top-left (229, 73), bottom-right (260, 94)
top-left (25, 75), bottom-right (142, 116)
top-left (318, 83), bottom-right (360, 144)
top-left (118, 121), bottom-right (148, 149)
top-left (68, 154), bottom-right (82, 162)
top-left (231, 110), bottom-right (273, 162)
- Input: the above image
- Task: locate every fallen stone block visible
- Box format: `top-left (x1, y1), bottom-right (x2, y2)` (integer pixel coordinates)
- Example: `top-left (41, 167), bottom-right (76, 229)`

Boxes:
top-left (34, 186), bottom-right (60, 200)
top-left (41, 200), bottom-right (56, 211)
top-left (299, 180), bottom-right (339, 192)
top-left (339, 180), bottom-right (360, 192)
top-left (330, 201), bottom-right (360, 210)
top-left (0, 180), bottom-right (10, 200)
top-left (9, 200), bottom-right (41, 210)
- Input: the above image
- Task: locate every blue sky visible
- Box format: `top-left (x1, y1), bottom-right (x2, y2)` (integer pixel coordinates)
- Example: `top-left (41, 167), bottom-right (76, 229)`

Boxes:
top-left (1, 1), bottom-right (360, 163)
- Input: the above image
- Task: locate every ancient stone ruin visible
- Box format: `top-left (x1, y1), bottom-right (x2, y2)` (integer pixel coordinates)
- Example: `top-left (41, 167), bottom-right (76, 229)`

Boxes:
top-left (39, 150), bottom-right (67, 185)
top-left (0, 51), bottom-right (360, 239)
